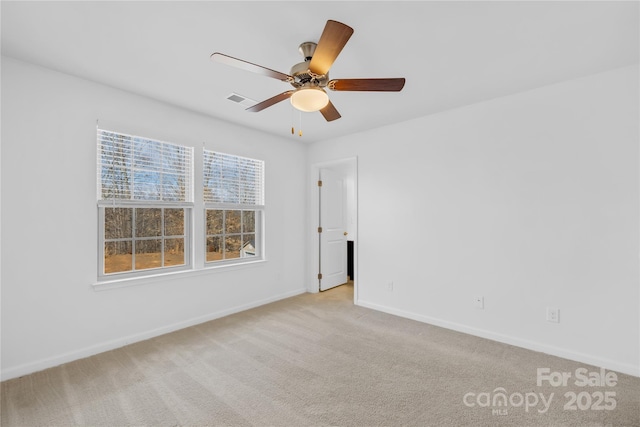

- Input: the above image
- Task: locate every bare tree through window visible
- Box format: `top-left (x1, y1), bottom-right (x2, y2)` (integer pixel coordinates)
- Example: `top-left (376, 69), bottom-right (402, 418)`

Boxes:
top-left (98, 129), bottom-right (192, 276)
top-left (203, 150), bottom-right (263, 263)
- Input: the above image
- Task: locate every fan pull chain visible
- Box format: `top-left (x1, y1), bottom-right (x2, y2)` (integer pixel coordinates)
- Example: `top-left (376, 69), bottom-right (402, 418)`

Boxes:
top-left (290, 108), bottom-right (303, 137)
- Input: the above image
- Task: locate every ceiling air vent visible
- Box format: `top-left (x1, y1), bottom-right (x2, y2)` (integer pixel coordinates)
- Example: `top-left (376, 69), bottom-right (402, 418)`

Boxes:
top-left (226, 93), bottom-right (257, 108)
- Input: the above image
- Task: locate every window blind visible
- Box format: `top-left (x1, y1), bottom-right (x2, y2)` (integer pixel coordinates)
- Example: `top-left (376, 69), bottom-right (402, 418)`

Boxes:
top-left (98, 129), bottom-right (193, 202)
top-left (203, 150), bottom-right (264, 206)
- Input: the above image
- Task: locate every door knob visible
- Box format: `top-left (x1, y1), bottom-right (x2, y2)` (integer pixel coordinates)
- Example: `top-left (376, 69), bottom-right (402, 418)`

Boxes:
top-left (344, 231), bottom-right (348, 236)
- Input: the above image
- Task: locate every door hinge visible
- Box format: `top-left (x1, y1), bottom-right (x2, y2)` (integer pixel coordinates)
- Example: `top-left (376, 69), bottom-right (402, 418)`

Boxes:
top-left (317, 273), bottom-right (323, 280)
top-left (317, 227), bottom-right (323, 233)
top-left (318, 180), bottom-right (323, 187)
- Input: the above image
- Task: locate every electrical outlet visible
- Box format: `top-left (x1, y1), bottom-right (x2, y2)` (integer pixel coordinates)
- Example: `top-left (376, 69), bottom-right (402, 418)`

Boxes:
top-left (386, 282), bottom-right (394, 292)
top-left (474, 296), bottom-right (484, 309)
top-left (546, 307), bottom-right (559, 323)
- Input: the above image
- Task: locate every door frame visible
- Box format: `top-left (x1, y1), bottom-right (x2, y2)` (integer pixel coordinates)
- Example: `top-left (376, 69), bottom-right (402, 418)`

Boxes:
top-left (308, 157), bottom-right (358, 303)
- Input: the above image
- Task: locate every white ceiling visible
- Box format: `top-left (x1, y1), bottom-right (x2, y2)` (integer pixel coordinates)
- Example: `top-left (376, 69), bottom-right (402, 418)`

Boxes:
top-left (2, 1), bottom-right (638, 143)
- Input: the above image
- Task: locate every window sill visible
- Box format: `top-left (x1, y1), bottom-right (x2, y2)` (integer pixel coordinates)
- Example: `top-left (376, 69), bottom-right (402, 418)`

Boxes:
top-left (92, 259), bottom-right (267, 291)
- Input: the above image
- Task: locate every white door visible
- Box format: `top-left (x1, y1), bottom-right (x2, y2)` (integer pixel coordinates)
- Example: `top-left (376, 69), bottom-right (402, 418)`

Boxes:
top-left (319, 168), bottom-right (348, 291)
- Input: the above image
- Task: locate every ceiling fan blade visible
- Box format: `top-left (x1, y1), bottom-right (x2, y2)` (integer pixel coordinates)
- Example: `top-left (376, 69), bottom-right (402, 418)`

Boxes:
top-left (328, 78), bottom-right (406, 92)
top-left (320, 100), bottom-right (341, 122)
top-left (246, 91), bottom-right (294, 112)
top-left (211, 53), bottom-right (292, 82)
top-left (308, 20), bottom-right (354, 76)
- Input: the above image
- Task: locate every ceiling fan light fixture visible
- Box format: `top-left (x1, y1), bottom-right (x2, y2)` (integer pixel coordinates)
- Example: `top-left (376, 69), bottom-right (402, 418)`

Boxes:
top-left (290, 87), bottom-right (329, 112)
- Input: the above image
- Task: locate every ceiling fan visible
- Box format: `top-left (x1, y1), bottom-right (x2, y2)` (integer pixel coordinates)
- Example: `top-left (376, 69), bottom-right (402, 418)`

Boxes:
top-left (211, 19), bottom-right (405, 122)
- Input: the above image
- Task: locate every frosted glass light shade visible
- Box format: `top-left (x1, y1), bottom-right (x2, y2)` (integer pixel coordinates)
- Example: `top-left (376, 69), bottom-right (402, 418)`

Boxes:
top-left (290, 88), bottom-right (329, 112)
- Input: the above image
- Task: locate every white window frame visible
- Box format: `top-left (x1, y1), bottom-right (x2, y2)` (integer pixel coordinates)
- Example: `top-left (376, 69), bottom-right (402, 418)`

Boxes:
top-left (97, 129), bottom-right (194, 280)
top-left (203, 149), bottom-right (265, 267)
top-left (98, 201), bottom-right (193, 279)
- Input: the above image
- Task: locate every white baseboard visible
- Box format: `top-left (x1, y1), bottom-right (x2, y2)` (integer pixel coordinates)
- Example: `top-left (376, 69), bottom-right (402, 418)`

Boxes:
top-left (1, 288), bottom-right (306, 381)
top-left (356, 299), bottom-right (640, 378)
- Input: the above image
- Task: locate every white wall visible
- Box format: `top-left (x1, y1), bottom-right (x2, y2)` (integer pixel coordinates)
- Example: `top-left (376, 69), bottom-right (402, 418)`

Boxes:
top-left (308, 65), bottom-right (639, 376)
top-left (1, 57), bottom-right (308, 380)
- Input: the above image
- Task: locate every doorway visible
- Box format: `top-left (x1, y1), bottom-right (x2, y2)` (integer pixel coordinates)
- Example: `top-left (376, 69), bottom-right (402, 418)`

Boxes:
top-left (310, 158), bottom-right (357, 301)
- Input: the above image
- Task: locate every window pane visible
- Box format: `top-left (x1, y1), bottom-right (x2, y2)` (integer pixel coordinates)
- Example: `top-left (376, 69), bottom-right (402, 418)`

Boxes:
top-left (206, 210), bottom-right (223, 235)
top-left (242, 210), bottom-right (255, 233)
top-left (101, 166), bottom-right (131, 199)
top-left (225, 210), bottom-right (241, 234)
top-left (203, 150), bottom-right (263, 205)
top-left (135, 239), bottom-right (162, 270)
top-left (221, 157), bottom-right (240, 204)
top-left (104, 241), bottom-right (132, 274)
top-left (133, 138), bottom-right (162, 171)
top-left (241, 234), bottom-right (256, 258)
top-left (163, 144), bottom-right (188, 173)
top-left (99, 129), bottom-right (192, 203)
top-left (135, 208), bottom-right (161, 237)
top-left (225, 235), bottom-right (241, 259)
top-left (165, 238), bottom-right (185, 267)
top-left (133, 170), bottom-right (161, 200)
top-left (162, 173), bottom-right (185, 201)
top-left (206, 236), bottom-right (223, 261)
top-left (105, 208), bottom-right (132, 239)
top-left (164, 209), bottom-right (184, 236)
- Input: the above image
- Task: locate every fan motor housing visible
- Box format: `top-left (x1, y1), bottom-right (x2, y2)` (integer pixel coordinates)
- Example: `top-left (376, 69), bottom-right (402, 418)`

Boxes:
top-left (289, 42), bottom-right (329, 88)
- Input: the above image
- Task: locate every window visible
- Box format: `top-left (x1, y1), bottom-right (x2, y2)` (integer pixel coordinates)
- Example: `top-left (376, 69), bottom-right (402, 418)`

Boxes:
top-left (97, 129), bottom-right (193, 278)
top-left (96, 131), bottom-right (263, 282)
top-left (203, 150), bottom-right (264, 264)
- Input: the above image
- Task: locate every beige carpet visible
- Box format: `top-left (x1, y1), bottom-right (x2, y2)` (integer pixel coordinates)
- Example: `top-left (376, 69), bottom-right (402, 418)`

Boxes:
top-left (2, 283), bottom-right (639, 426)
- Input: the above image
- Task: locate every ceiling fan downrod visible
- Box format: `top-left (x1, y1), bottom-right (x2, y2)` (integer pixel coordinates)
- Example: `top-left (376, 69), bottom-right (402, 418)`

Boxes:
top-left (298, 42), bottom-right (316, 62)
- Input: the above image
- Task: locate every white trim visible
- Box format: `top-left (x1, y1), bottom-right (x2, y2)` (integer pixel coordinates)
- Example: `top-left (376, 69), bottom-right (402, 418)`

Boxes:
top-left (98, 200), bottom-right (195, 208)
top-left (93, 259), bottom-right (267, 291)
top-left (356, 299), bottom-right (640, 378)
top-left (1, 287), bottom-right (305, 381)
top-left (204, 202), bottom-right (264, 210)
